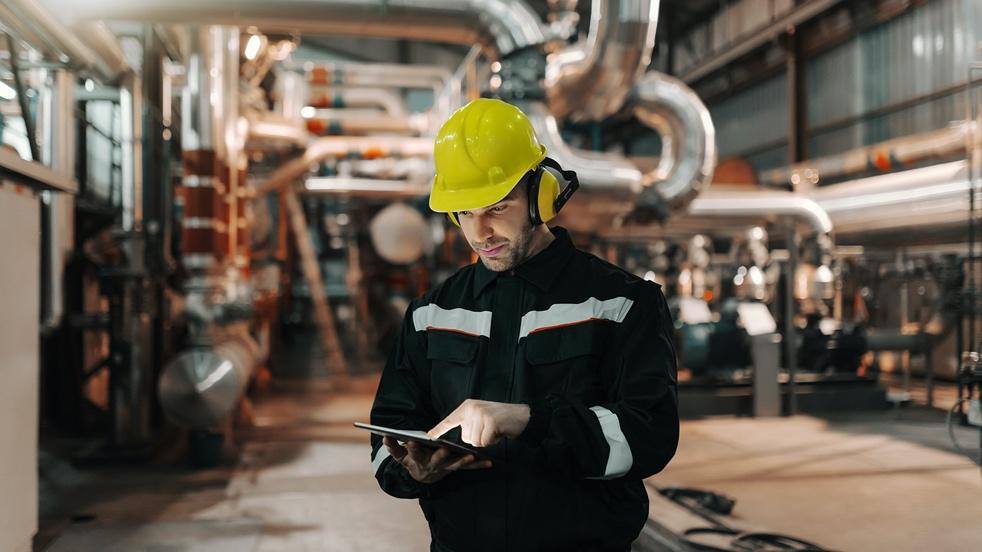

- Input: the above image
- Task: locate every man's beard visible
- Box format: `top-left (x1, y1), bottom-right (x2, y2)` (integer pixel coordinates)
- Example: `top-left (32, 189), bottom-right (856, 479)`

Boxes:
top-left (473, 224), bottom-right (534, 272)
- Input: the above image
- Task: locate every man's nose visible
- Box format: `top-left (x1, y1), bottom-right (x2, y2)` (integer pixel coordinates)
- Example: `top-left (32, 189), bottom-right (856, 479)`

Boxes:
top-left (472, 215), bottom-right (494, 243)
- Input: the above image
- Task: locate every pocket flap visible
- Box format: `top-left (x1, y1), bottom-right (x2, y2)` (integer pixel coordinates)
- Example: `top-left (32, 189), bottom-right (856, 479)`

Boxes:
top-left (426, 331), bottom-right (479, 364)
top-left (525, 322), bottom-right (604, 365)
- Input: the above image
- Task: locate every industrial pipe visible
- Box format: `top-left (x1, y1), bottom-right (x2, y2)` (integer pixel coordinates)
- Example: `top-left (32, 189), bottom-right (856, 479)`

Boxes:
top-left (51, 0), bottom-right (549, 59)
top-left (304, 110), bottom-right (429, 136)
top-left (759, 121), bottom-right (975, 187)
top-left (304, 176), bottom-right (430, 198)
top-left (809, 160), bottom-right (972, 243)
top-left (158, 334), bottom-right (261, 428)
top-left (308, 88), bottom-right (409, 117)
top-left (246, 114), bottom-right (309, 147)
top-left (545, 0), bottom-right (660, 121)
top-left (305, 62), bottom-right (452, 90)
top-left (527, 102), bottom-right (643, 194)
top-left (70, 22), bottom-right (132, 83)
top-left (633, 71), bottom-right (717, 214)
top-left (687, 187), bottom-right (833, 235)
top-left (1, 0), bottom-right (128, 83)
top-left (254, 135), bottom-right (434, 195)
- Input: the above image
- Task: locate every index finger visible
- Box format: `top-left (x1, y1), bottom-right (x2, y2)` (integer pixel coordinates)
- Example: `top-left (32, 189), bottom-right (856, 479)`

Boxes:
top-left (427, 419), bottom-right (459, 439)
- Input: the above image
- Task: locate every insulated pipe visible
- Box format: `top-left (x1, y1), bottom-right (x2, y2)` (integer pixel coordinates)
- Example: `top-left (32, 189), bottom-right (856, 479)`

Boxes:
top-left (305, 63), bottom-right (451, 114)
top-left (759, 121), bottom-right (975, 187)
top-left (254, 135), bottom-right (434, 195)
top-left (545, 0), bottom-right (660, 121)
top-left (527, 103), bottom-right (643, 194)
top-left (809, 160), bottom-right (971, 241)
top-left (70, 22), bottom-right (131, 83)
top-left (158, 333), bottom-right (261, 428)
top-left (2, 0), bottom-right (127, 83)
top-left (51, 0), bottom-right (548, 59)
top-left (304, 110), bottom-right (428, 136)
top-left (306, 62), bottom-right (452, 87)
top-left (156, 24), bottom-right (190, 64)
top-left (632, 71), bottom-right (717, 213)
top-left (246, 114), bottom-right (309, 147)
top-left (308, 88), bottom-right (408, 117)
top-left (687, 187), bottom-right (833, 235)
top-left (275, 70), bottom-right (307, 121)
top-left (304, 176), bottom-right (430, 198)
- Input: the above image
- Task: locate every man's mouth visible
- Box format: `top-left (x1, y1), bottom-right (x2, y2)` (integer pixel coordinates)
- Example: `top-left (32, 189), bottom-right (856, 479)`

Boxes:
top-left (478, 244), bottom-right (506, 257)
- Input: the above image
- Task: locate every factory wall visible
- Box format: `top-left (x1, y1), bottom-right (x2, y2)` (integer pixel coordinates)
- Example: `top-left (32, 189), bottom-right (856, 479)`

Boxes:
top-left (708, 0), bottom-right (982, 172)
top-left (807, 0), bottom-right (982, 157)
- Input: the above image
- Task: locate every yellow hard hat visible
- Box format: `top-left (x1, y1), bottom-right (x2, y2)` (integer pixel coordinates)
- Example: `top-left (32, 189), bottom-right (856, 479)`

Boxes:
top-left (430, 98), bottom-right (547, 214)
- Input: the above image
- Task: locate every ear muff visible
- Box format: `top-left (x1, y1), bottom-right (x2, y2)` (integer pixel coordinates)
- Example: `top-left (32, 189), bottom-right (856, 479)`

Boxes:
top-left (529, 157), bottom-right (577, 226)
top-left (535, 169), bottom-right (561, 224)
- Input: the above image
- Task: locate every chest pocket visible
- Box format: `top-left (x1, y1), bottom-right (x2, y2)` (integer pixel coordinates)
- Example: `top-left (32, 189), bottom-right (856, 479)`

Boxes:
top-left (524, 322), bottom-right (606, 402)
top-left (426, 331), bottom-right (480, 416)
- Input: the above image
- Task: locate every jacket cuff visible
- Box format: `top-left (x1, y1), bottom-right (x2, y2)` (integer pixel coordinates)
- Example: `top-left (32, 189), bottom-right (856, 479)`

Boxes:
top-left (517, 399), bottom-right (553, 445)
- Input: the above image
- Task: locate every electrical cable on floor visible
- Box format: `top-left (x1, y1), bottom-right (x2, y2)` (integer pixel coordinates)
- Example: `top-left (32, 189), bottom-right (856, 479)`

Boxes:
top-left (657, 487), bottom-right (840, 552)
top-left (945, 398), bottom-right (982, 467)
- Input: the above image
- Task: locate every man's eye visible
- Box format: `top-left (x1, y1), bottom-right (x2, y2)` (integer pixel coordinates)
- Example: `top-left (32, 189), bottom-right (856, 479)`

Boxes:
top-left (491, 206), bottom-right (506, 213)
top-left (458, 211), bottom-right (471, 217)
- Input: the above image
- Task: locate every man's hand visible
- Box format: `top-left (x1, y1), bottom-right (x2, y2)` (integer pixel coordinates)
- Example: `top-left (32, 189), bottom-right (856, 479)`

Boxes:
top-left (427, 399), bottom-right (531, 447)
top-left (383, 436), bottom-right (492, 484)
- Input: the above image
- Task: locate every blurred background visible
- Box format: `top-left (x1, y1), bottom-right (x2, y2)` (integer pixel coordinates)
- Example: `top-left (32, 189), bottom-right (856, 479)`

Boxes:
top-left (0, 0), bottom-right (981, 550)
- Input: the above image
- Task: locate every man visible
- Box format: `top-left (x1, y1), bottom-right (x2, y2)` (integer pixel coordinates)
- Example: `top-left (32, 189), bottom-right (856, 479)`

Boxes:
top-left (369, 98), bottom-right (679, 552)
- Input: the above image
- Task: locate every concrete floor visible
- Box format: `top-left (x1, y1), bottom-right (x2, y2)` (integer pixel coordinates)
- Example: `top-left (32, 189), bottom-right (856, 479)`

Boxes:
top-left (38, 377), bottom-right (431, 552)
top-left (38, 376), bottom-right (982, 551)
top-left (652, 411), bottom-right (982, 551)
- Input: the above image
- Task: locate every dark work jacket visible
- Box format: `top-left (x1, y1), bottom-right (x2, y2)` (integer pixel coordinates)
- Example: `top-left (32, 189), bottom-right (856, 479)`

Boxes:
top-left (369, 226), bottom-right (679, 552)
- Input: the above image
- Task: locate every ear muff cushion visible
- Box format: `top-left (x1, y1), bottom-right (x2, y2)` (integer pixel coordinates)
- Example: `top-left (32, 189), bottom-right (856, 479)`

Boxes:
top-left (536, 169), bottom-right (561, 224)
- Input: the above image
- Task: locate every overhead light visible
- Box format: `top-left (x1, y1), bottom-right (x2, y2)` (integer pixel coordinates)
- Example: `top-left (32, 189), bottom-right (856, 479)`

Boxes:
top-left (84, 79), bottom-right (95, 92)
top-left (244, 34), bottom-right (263, 61)
top-left (0, 81), bottom-right (17, 100)
top-left (300, 106), bottom-right (316, 119)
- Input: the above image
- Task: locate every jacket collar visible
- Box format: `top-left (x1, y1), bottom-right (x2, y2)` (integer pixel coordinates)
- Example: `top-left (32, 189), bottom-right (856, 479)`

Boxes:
top-left (473, 226), bottom-right (576, 298)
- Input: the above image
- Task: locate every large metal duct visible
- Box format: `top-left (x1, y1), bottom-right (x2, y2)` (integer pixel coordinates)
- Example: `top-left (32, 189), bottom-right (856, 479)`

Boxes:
top-left (688, 187), bottom-right (833, 235)
top-left (528, 69), bottom-right (716, 227)
top-left (528, 102), bottom-right (642, 194)
top-left (48, 0), bottom-right (548, 59)
top-left (759, 121), bottom-right (974, 188)
top-left (809, 160), bottom-right (972, 246)
top-left (632, 71), bottom-right (717, 214)
top-left (545, 0), bottom-right (659, 121)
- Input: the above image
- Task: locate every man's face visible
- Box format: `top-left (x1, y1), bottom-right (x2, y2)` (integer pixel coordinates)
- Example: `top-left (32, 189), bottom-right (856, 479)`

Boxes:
top-left (456, 182), bottom-right (535, 272)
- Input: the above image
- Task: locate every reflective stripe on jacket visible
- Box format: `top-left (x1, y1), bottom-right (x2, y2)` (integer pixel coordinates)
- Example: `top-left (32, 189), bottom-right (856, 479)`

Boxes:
top-left (370, 226), bottom-right (679, 552)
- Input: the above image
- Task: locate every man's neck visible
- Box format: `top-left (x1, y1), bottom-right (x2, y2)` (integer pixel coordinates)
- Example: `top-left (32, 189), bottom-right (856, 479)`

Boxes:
top-left (522, 225), bottom-right (555, 262)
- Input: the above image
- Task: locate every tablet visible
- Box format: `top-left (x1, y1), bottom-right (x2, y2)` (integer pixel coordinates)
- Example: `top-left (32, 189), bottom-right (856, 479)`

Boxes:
top-left (354, 422), bottom-right (487, 458)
